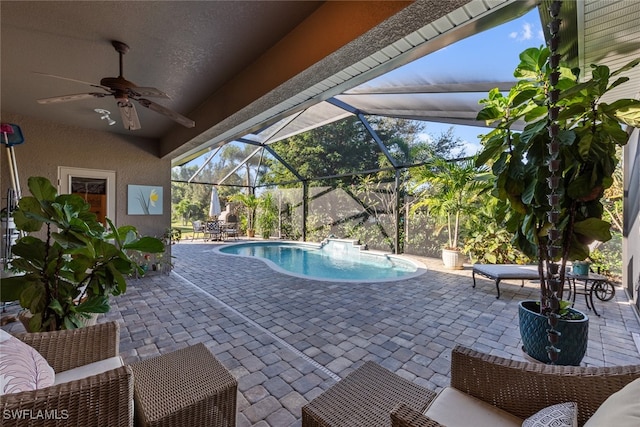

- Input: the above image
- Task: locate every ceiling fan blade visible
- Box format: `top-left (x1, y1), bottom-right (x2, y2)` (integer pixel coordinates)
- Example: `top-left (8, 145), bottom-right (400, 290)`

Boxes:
top-left (128, 87), bottom-right (170, 99)
top-left (136, 98), bottom-right (195, 128)
top-left (117, 99), bottom-right (141, 130)
top-left (33, 72), bottom-right (108, 91)
top-left (37, 92), bottom-right (110, 104)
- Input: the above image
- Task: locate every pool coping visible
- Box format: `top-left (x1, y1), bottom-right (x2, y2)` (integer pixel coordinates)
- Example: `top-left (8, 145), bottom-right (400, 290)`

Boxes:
top-left (213, 239), bottom-right (428, 283)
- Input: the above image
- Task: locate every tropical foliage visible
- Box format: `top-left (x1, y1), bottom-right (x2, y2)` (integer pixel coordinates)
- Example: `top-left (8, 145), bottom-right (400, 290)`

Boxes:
top-left (264, 117), bottom-right (431, 185)
top-left (257, 192), bottom-right (278, 238)
top-left (231, 193), bottom-right (259, 233)
top-left (1, 177), bottom-right (164, 331)
top-left (476, 46), bottom-right (640, 308)
top-left (463, 198), bottom-right (530, 264)
top-left (410, 156), bottom-right (489, 250)
top-left (171, 143), bottom-right (263, 224)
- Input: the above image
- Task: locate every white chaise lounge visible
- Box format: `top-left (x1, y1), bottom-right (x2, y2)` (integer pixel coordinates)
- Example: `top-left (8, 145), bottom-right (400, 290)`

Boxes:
top-left (472, 264), bottom-right (540, 299)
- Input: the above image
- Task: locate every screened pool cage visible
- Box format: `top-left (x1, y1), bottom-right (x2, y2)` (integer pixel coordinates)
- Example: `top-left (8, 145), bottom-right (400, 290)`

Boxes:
top-left (172, 111), bottom-right (470, 257)
top-left (170, 0), bottom-right (562, 257)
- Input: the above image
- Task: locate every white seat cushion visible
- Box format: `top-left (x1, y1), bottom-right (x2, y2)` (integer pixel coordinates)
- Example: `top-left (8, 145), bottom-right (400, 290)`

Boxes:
top-left (424, 386), bottom-right (523, 427)
top-left (584, 377), bottom-right (640, 427)
top-left (53, 356), bottom-right (124, 385)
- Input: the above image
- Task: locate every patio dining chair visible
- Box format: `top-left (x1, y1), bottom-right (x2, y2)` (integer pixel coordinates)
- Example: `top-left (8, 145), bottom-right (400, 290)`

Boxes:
top-left (191, 220), bottom-right (205, 241)
top-left (221, 214), bottom-right (239, 240)
top-left (204, 220), bottom-right (222, 241)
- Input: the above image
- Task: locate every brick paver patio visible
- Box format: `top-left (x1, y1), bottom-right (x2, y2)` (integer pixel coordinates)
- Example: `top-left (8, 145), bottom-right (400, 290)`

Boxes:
top-left (3, 240), bottom-right (640, 426)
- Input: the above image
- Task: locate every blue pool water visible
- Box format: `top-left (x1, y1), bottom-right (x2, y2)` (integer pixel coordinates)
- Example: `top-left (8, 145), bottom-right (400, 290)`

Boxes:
top-left (218, 240), bottom-right (425, 282)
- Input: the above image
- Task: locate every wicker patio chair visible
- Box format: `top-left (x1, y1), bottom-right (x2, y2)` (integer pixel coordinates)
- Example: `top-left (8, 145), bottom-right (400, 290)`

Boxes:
top-left (390, 345), bottom-right (640, 427)
top-left (304, 345), bottom-right (640, 427)
top-left (0, 321), bottom-right (134, 427)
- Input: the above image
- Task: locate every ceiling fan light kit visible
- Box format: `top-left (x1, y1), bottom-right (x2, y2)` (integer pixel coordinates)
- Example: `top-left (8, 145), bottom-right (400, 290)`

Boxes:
top-left (94, 108), bottom-right (116, 126)
top-left (36, 40), bottom-right (195, 130)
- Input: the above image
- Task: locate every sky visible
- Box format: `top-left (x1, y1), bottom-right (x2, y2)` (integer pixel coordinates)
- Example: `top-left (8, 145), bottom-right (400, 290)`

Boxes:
top-left (414, 8), bottom-right (546, 156)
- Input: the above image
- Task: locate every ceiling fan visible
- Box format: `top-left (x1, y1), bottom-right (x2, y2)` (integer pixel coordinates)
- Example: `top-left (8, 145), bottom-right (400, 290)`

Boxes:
top-left (36, 40), bottom-right (195, 131)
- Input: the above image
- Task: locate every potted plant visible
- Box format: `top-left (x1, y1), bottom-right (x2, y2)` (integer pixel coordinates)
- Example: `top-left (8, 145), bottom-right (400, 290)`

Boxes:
top-left (571, 260), bottom-right (591, 276)
top-left (476, 44), bottom-right (640, 364)
top-left (411, 155), bottom-right (487, 269)
top-left (231, 193), bottom-right (259, 237)
top-left (257, 192), bottom-right (278, 239)
top-left (0, 176), bottom-right (165, 332)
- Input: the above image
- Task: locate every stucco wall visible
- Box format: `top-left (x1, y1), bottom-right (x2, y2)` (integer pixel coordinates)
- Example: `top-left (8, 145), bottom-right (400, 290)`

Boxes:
top-left (623, 127), bottom-right (640, 312)
top-left (1, 112), bottom-right (171, 238)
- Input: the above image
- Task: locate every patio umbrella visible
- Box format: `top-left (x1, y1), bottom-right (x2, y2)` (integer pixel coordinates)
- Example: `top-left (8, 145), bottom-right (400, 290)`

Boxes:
top-left (209, 187), bottom-right (221, 219)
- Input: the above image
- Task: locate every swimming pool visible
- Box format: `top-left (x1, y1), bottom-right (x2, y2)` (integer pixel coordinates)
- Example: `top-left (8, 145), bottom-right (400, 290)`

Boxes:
top-left (217, 239), bottom-right (426, 282)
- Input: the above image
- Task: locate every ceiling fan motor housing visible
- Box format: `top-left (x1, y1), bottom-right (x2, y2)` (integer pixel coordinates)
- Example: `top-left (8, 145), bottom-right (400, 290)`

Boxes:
top-left (35, 39), bottom-right (195, 129)
top-left (111, 40), bottom-right (130, 54)
top-left (100, 76), bottom-right (137, 91)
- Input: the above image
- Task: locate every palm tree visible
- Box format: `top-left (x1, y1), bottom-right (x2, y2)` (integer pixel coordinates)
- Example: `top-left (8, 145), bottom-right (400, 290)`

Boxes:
top-left (231, 193), bottom-right (259, 236)
top-left (220, 144), bottom-right (266, 192)
top-left (257, 192), bottom-right (278, 239)
top-left (411, 155), bottom-right (487, 250)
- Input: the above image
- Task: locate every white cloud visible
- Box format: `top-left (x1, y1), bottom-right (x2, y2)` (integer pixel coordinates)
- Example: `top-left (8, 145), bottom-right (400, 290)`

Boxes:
top-left (416, 132), bottom-right (434, 144)
top-left (453, 139), bottom-right (482, 158)
top-left (511, 22), bottom-right (539, 42)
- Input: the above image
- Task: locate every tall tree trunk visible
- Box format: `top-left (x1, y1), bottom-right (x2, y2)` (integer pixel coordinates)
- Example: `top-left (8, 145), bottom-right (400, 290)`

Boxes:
top-left (453, 211), bottom-right (460, 248)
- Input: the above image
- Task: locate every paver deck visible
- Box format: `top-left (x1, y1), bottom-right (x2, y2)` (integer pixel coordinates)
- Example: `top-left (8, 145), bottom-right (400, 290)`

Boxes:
top-left (3, 240), bottom-right (640, 426)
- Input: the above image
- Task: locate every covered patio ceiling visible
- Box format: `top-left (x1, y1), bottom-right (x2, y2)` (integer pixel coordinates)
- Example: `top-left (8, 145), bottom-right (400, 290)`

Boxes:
top-left (3, 1), bottom-right (638, 170)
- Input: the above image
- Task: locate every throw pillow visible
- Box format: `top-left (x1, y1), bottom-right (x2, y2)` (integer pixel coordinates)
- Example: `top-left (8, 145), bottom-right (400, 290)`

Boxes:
top-left (584, 377), bottom-right (640, 427)
top-left (522, 402), bottom-right (578, 427)
top-left (0, 329), bottom-right (55, 395)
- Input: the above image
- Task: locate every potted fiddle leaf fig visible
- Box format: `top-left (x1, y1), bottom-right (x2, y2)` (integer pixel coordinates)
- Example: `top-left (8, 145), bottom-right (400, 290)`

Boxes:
top-left (0, 176), bottom-right (165, 332)
top-left (476, 45), bottom-right (640, 364)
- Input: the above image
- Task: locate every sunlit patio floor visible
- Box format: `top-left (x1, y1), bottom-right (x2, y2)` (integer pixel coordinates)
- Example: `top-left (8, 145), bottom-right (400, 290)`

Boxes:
top-left (3, 240), bottom-right (640, 426)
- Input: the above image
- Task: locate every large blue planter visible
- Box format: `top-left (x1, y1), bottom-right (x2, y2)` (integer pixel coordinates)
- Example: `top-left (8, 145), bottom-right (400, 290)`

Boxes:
top-left (519, 300), bottom-right (589, 366)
